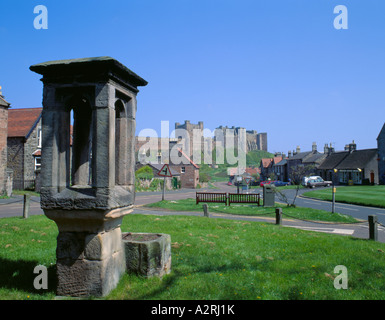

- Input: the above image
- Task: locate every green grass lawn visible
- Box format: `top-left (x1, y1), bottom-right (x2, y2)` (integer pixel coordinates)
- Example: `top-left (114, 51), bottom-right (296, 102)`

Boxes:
top-left (1, 214), bottom-right (385, 300)
top-left (145, 198), bottom-right (358, 223)
top-left (303, 185), bottom-right (385, 208)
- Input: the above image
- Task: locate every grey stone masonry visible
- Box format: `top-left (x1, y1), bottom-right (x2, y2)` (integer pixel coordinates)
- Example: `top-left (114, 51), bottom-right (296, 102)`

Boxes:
top-left (30, 57), bottom-right (147, 297)
top-left (30, 57), bottom-right (148, 210)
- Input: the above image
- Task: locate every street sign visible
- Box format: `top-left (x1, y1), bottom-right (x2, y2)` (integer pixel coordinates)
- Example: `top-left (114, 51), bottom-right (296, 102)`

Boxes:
top-left (158, 164), bottom-right (172, 177)
top-left (244, 177), bottom-right (252, 185)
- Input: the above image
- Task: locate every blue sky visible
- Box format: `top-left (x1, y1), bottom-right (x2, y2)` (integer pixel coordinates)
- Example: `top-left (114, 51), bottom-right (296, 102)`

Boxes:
top-left (1, 0), bottom-right (384, 154)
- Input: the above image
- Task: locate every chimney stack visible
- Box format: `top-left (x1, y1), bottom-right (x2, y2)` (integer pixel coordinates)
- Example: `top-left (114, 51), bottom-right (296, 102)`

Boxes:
top-left (348, 140), bottom-right (356, 153)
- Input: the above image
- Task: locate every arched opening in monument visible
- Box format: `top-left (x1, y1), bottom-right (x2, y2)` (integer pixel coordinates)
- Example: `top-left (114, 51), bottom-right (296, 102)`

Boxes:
top-left (115, 99), bottom-right (126, 186)
top-left (68, 95), bottom-right (93, 187)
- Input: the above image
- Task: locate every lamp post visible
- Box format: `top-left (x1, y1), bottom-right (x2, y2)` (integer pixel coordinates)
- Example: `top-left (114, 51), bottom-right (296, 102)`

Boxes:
top-left (357, 168), bottom-right (362, 184)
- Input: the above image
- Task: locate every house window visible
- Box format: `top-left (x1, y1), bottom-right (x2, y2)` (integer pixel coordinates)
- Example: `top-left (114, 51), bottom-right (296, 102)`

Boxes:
top-left (181, 167), bottom-right (185, 173)
top-left (352, 171), bottom-right (362, 184)
top-left (37, 127), bottom-right (42, 148)
top-left (35, 156), bottom-right (41, 171)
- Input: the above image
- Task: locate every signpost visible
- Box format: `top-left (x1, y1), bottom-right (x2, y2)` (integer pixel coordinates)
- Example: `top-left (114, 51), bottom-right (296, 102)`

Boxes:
top-left (158, 164), bottom-right (172, 201)
top-left (243, 177), bottom-right (252, 193)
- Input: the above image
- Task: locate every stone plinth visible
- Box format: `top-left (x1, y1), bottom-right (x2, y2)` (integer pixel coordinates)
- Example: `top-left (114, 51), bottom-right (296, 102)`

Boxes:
top-left (122, 232), bottom-right (171, 278)
top-left (48, 207), bottom-right (132, 297)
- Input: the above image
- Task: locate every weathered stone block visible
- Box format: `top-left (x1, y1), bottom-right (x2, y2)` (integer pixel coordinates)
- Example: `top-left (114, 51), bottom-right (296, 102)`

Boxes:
top-left (56, 249), bottom-right (125, 297)
top-left (85, 228), bottom-right (123, 260)
top-left (122, 232), bottom-right (171, 277)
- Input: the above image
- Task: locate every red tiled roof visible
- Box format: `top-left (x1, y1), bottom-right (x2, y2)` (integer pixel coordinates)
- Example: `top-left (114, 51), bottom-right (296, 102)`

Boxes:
top-left (245, 167), bottom-right (261, 175)
top-left (8, 108), bottom-right (42, 138)
top-left (261, 158), bottom-right (273, 168)
top-left (273, 156), bottom-right (283, 164)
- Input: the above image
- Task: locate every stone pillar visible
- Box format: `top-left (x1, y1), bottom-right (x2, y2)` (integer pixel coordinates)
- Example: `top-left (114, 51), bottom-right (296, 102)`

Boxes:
top-left (30, 57), bottom-right (148, 297)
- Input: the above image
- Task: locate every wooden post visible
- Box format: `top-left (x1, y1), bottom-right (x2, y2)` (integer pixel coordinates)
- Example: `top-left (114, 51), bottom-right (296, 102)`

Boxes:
top-left (275, 207), bottom-right (282, 225)
top-left (202, 203), bottom-right (209, 217)
top-left (162, 176), bottom-right (166, 201)
top-left (23, 194), bottom-right (30, 219)
top-left (368, 215), bottom-right (378, 241)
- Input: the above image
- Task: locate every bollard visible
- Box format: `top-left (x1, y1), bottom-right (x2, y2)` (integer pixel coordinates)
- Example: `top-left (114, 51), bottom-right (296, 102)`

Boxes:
top-left (275, 208), bottom-right (282, 225)
top-left (23, 194), bottom-right (30, 219)
top-left (202, 204), bottom-right (209, 217)
top-left (368, 215), bottom-right (378, 241)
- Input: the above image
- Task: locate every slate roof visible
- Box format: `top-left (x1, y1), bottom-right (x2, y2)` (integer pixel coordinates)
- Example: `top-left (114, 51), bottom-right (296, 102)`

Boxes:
top-left (303, 152), bottom-right (327, 164)
top-left (8, 108), bottom-right (42, 138)
top-left (287, 151), bottom-right (313, 161)
top-left (317, 151), bottom-right (349, 170)
top-left (335, 149), bottom-right (378, 170)
top-left (274, 159), bottom-right (287, 166)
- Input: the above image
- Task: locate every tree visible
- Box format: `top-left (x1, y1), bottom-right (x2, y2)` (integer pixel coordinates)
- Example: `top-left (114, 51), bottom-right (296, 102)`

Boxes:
top-left (275, 164), bottom-right (315, 207)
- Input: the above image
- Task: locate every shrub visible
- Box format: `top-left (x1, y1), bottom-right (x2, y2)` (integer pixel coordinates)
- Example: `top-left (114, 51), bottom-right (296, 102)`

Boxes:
top-left (199, 172), bottom-right (211, 183)
top-left (136, 166), bottom-right (154, 180)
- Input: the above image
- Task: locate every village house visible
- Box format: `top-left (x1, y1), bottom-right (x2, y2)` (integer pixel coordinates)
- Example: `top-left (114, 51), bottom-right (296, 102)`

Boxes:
top-left (7, 107), bottom-right (42, 190)
top-left (335, 148), bottom-right (379, 185)
top-left (285, 143), bottom-right (324, 181)
top-left (259, 154), bottom-right (283, 181)
top-left (169, 148), bottom-right (200, 188)
top-left (137, 145), bottom-right (200, 189)
top-left (317, 151), bottom-right (349, 185)
top-left (0, 89), bottom-right (11, 195)
top-left (318, 141), bottom-right (379, 185)
top-left (135, 163), bottom-right (181, 189)
top-left (273, 158), bottom-right (288, 182)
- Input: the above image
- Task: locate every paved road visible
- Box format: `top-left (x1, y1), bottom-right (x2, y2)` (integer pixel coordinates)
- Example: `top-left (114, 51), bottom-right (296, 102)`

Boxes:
top-left (281, 187), bottom-right (385, 225)
top-left (1, 183), bottom-right (384, 242)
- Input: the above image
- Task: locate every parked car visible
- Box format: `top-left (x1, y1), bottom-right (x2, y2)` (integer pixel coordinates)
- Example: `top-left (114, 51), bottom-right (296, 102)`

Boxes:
top-left (306, 177), bottom-right (332, 188)
top-left (302, 176), bottom-right (322, 186)
top-left (271, 181), bottom-right (289, 187)
top-left (260, 180), bottom-right (275, 187)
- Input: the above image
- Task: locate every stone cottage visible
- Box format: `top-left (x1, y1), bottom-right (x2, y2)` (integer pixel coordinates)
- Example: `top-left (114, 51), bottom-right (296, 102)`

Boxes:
top-left (334, 148), bottom-right (379, 185)
top-left (7, 107), bottom-right (42, 190)
top-left (318, 141), bottom-right (379, 185)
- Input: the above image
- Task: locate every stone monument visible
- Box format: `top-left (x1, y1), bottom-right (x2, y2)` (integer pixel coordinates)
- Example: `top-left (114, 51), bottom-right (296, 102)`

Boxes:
top-left (30, 57), bottom-right (148, 297)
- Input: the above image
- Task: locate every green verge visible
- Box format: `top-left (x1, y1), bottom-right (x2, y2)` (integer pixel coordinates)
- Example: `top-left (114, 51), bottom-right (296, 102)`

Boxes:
top-left (145, 198), bottom-right (358, 223)
top-left (303, 185), bottom-right (385, 208)
top-left (1, 214), bottom-right (385, 300)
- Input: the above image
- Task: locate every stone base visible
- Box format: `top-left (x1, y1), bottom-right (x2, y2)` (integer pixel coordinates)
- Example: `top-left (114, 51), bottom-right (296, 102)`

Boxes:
top-left (45, 207), bottom-right (132, 297)
top-left (122, 233), bottom-right (171, 278)
top-left (56, 227), bottom-right (125, 297)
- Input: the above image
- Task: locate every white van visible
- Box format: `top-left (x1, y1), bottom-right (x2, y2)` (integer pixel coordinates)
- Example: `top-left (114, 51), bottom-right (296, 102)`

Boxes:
top-left (302, 176), bottom-right (322, 186)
